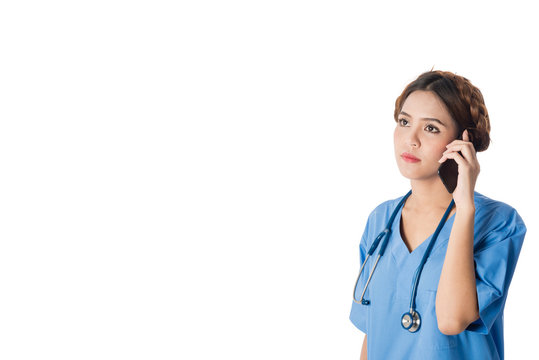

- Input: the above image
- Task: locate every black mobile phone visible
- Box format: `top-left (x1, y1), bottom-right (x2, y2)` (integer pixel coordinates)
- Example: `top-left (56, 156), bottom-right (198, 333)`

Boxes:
top-left (438, 158), bottom-right (459, 194)
top-left (438, 132), bottom-right (465, 194)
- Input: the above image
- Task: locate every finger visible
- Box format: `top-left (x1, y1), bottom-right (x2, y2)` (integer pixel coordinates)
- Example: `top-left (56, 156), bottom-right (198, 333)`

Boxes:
top-left (445, 129), bottom-right (473, 148)
top-left (444, 143), bottom-right (477, 162)
top-left (446, 139), bottom-right (475, 148)
top-left (439, 151), bottom-right (467, 167)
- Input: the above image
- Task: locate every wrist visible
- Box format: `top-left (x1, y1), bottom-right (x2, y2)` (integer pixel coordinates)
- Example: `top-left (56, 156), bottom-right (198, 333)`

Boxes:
top-left (456, 202), bottom-right (475, 215)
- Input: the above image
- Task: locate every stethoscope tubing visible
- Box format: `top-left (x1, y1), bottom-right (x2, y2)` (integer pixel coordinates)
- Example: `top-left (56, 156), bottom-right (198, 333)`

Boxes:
top-left (352, 190), bottom-right (455, 333)
top-left (352, 191), bottom-right (411, 305)
top-left (408, 198), bottom-right (455, 311)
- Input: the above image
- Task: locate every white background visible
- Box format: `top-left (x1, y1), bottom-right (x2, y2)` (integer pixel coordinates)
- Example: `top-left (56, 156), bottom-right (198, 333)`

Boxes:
top-left (1, 0), bottom-right (537, 359)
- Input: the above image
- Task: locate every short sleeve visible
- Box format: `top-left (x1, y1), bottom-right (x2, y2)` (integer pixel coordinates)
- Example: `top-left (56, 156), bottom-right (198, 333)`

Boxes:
top-left (349, 222), bottom-right (370, 333)
top-left (465, 208), bottom-right (526, 334)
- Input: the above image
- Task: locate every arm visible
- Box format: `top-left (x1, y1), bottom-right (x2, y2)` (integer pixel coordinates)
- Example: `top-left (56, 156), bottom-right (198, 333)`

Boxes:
top-left (360, 335), bottom-right (367, 360)
top-left (435, 205), bottom-right (479, 335)
top-left (436, 129), bottom-right (480, 335)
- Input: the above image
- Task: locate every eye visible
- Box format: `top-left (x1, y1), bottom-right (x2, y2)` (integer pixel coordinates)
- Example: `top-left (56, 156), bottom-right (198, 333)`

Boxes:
top-left (425, 124), bottom-right (440, 133)
top-left (398, 118), bottom-right (409, 126)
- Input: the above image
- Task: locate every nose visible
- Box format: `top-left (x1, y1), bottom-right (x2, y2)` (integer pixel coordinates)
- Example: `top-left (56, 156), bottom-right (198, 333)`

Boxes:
top-left (406, 128), bottom-right (420, 148)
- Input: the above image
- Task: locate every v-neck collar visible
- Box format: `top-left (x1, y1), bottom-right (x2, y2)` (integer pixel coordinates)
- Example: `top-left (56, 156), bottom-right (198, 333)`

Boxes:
top-left (389, 199), bottom-right (456, 264)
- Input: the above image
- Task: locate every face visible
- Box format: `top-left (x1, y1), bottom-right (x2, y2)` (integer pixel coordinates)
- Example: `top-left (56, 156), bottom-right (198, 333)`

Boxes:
top-left (394, 90), bottom-right (460, 181)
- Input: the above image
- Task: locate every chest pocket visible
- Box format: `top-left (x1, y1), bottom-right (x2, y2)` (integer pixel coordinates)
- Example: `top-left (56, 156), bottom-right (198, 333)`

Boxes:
top-left (413, 290), bottom-right (457, 350)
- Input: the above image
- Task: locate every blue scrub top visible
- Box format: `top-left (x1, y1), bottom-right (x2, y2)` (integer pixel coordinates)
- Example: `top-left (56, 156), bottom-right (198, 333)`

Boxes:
top-left (350, 191), bottom-right (526, 360)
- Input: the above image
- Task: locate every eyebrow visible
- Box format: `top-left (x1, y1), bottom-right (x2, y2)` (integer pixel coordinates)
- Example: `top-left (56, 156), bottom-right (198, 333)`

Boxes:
top-left (399, 111), bottom-right (447, 127)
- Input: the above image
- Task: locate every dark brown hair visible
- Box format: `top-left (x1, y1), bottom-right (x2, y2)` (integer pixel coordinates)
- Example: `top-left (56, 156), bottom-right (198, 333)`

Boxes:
top-left (394, 70), bottom-right (491, 152)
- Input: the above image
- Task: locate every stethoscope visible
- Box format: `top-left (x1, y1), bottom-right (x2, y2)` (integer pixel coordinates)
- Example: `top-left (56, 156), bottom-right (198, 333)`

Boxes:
top-left (352, 190), bottom-right (455, 333)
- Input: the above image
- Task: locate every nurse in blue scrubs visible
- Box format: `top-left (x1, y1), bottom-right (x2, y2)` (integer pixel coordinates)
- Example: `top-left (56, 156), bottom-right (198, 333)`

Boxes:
top-left (350, 70), bottom-right (526, 360)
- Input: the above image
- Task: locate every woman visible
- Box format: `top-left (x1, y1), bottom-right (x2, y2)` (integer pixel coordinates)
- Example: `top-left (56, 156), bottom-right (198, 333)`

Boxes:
top-left (350, 70), bottom-right (526, 359)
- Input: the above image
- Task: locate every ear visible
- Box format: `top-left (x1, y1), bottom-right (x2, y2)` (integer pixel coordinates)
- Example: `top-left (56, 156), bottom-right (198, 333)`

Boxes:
top-left (465, 128), bottom-right (475, 143)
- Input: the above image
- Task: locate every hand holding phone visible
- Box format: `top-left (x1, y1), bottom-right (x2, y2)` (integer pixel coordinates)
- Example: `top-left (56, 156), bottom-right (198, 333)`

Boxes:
top-left (438, 131), bottom-right (466, 194)
top-left (438, 158), bottom-right (459, 193)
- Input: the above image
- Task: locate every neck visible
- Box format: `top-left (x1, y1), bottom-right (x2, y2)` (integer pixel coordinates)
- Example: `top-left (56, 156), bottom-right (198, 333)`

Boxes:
top-left (407, 177), bottom-right (454, 212)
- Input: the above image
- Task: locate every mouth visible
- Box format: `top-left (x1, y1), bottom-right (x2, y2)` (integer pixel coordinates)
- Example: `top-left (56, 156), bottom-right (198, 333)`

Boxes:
top-left (401, 152), bottom-right (421, 163)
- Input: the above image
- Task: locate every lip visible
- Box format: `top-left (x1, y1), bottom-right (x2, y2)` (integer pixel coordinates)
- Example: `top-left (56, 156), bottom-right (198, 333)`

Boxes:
top-left (401, 152), bottom-right (421, 163)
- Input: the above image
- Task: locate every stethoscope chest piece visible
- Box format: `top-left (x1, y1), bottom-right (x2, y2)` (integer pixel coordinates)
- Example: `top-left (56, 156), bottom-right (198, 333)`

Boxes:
top-left (401, 310), bottom-right (421, 332)
top-left (352, 190), bottom-right (455, 334)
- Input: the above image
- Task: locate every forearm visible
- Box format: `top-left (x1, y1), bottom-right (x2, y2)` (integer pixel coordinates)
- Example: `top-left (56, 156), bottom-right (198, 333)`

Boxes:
top-left (360, 335), bottom-right (367, 360)
top-left (435, 205), bottom-right (479, 335)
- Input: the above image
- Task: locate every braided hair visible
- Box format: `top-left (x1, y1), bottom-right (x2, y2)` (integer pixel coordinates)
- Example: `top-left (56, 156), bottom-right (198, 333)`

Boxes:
top-left (394, 70), bottom-right (491, 152)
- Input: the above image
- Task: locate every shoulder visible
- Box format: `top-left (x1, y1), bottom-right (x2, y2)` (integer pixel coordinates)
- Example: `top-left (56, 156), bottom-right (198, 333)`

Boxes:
top-left (473, 191), bottom-right (527, 250)
top-left (473, 191), bottom-right (525, 227)
top-left (361, 193), bottom-right (407, 244)
top-left (367, 193), bottom-right (407, 222)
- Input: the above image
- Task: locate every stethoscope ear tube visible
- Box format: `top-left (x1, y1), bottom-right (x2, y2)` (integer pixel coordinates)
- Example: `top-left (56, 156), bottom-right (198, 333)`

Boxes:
top-left (352, 254), bottom-right (371, 304)
top-left (352, 190), bottom-right (455, 334)
top-left (352, 192), bottom-right (412, 305)
top-left (353, 229), bottom-right (393, 305)
top-left (359, 254), bottom-right (382, 305)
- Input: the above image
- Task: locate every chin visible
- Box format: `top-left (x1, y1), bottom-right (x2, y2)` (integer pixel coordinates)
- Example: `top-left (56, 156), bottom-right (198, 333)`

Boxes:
top-left (396, 167), bottom-right (415, 179)
top-left (397, 166), bottom-right (436, 181)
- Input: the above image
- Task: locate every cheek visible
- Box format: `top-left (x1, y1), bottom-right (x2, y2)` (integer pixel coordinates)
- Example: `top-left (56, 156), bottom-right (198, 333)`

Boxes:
top-left (427, 143), bottom-right (450, 161)
top-left (393, 126), bottom-right (402, 144)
